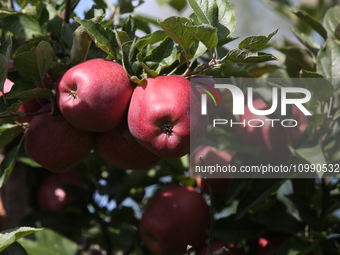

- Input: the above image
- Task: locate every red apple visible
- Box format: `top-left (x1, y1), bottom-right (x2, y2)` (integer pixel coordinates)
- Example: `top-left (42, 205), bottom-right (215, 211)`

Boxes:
top-left (25, 104), bottom-right (95, 173)
top-left (190, 145), bottom-right (233, 196)
top-left (196, 240), bottom-right (245, 255)
top-left (38, 171), bottom-right (83, 212)
top-left (139, 184), bottom-right (210, 255)
top-left (57, 59), bottom-right (133, 132)
top-left (238, 98), bottom-right (301, 164)
top-left (95, 121), bottom-right (160, 170)
top-left (128, 76), bottom-right (208, 158)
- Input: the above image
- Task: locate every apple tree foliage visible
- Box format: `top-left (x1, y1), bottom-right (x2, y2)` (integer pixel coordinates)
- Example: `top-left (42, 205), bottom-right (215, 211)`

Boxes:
top-left (0, 0), bottom-right (339, 254)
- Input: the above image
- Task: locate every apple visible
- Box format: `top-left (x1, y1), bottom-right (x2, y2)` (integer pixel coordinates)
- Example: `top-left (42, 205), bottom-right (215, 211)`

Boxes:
top-left (57, 59), bottom-right (133, 132)
top-left (25, 104), bottom-right (95, 173)
top-left (196, 240), bottom-right (245, 255)
top-left (38, 171), bottom-right (83, 212)
top-left (139, 184), bottom-right (210, 255)
top-left (238, 98), bottom-right (301, 164)
top-left (190, 145), bottom-right (233, 196)
top-left (95, 120), bottom-right (161, 170)
top-left (128, 76), bottom-right (208, 158)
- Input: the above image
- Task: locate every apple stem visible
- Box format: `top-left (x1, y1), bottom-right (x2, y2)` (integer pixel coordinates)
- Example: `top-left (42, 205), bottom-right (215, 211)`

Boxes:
top-left (0, 109), bottom-right (52, 119)
top-left (199, 155), bottom-right (215, 255)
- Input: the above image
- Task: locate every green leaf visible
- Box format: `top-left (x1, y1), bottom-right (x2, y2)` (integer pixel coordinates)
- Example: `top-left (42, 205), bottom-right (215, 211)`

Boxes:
top-left (286, 194), bottom-right (319, 226)
top-left (323, 4), bottom-right (340, 40)
top-left (0, 99), bottom-right (23, 115)
top-left (118, 0), bottom-right (136, 14)
top-left (45, 2), bottom-right (62, 37)
top-left (251, 211), bottom-right (305, 234)
top-left (14, 41), bottom-right (53, 84)
top-left (187, 0), bottom-right (218, 27)
top-left (137, 37), bottom-right (177, 76)
top-left (0, 9), bottom-right (16, 19)
top-left (159, 16), bottom-right (195, 54)
top-left (0, 227), bottom-right (42, 252)
top-left (316, 39), bottom-right (340, 90)
top-left (0, 37), bottom-right (12, 95)
top-left (289, 26), bottom-right (320, 55)
top-left (300, 70), bottom-right (334, 101)
top-left (1, 242), bottom-right (28, 255)
top-left (184, 24), bottom-right (218, 51)
top-left (93, 0), bottom-right (107, 9)
top-left (18, 229), bottom-right (79, 255)
top-left (157, 0), bottom-right (187, 11)
top-left (135, 30), bottom-right (167, 51)
top-left (116, 30), bottom-right (131, 50)
top-left (0, 125), bottom-right (24, 148)
top-left (247, 63), bottom-right (282, 77)
top-left (0, 13), bottom-right (44, 39)
top-left (335, 22), bottom-right (340, 40)
top-left (275, 46), bottom-right (315, 71)
top-left (0, 136), bottom-right (24, 188)
top-left (69, 22), bottom-right (93, 66)
top-left (294, 145), bottom-right (327, 178)
top-left (238, 29), bottom-right (278, 50)
top-left (215, 0), bottom-right (236, 41)
top-left (61, 23), bottom-right (77, 48)
top-left (292, 10), bottom-right (327, 40)
top-left (224, 48), bottom-right (277, 64)
top-left (277, 237), bottom-right (312, 255)
top-left (122, 15), bottom-right (136, 40)
top-left (122, 41), bottom-right (143, 77)
top-left (204, 63), bottom-right (254, 77)
top-left (236, 179), bottom-right (285, 219)
top-left (84, 5), bottom-right (105, 19)
top-left (214, 215), bottom-right (264, 242)
top-left (74, 16), bottom-right (117, 60)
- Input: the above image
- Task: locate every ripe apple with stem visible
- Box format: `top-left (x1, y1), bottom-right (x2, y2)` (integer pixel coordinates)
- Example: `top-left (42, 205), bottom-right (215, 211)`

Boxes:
top-left (128, 75), bottom-right (208, 158)
top-left (57, 59), bottom-right (133, 132)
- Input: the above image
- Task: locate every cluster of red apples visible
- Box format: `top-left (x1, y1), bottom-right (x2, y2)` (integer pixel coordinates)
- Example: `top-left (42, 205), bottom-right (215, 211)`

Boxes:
top-left (16, 58), bottom-right (207, 173)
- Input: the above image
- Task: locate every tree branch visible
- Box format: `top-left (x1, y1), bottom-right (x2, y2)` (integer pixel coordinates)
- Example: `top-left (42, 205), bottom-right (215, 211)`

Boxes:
top-left (0, 109), bottom-right (51, 119)
top-left (64, 0), bottom-right (72, 24)
top-left (199, 155), bottom-right (215, 255)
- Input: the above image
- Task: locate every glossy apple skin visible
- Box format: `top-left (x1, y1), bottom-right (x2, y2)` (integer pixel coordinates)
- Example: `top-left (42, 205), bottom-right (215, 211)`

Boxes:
top-left (139, 184), bottom-right (210, 255)
top-left (196, 240), bottom-right (245, 255)
top-left (190, 145), bottom-right (233, 196)
top-left (25, 104), bottom-right (95, 173)
top-left (128, 76), bottom-right (208, 158)
top-left (95, 121), bottom-right (160, 170)
top-left (238, 98), bottom-right (301, 164)
top-left (57, 59), bottom-right (133, 132)
top-left (38, 171), bottom-right (83, 212)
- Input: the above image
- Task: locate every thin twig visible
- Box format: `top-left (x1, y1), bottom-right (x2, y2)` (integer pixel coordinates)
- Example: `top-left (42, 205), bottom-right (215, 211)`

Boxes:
top-left (185, 60), bottom-right (217, 77)
top-left (0, 109), bottom-right (51, 119)
top-left (199, 155), bottom-right (215, 255)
